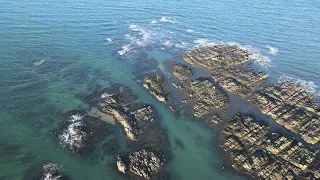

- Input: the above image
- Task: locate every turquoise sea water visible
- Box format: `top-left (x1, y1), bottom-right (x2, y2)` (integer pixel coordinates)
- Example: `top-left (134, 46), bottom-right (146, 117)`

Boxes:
top-left (0, 0), bottom-right (319, 179)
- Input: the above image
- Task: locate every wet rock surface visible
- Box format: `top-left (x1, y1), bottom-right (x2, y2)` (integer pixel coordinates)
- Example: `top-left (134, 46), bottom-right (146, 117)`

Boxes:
top-left (222, 114), bottom-right (319, 179)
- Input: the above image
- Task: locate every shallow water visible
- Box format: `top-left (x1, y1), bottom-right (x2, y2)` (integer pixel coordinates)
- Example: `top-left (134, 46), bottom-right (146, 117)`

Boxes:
top-left (0, 0), bottom-right (319, 179)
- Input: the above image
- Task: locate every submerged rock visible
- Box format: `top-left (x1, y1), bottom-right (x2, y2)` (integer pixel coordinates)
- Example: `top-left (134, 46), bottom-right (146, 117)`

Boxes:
top-left (58, 112), bottom-right (107, 153)
top-left (41, 163), bottom-right (67, 180)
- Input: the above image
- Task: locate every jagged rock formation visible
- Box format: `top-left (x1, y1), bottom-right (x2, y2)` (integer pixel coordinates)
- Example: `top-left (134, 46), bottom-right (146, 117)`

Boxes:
top-left (222, 114), bottom-right (320, 179)
top-left (116, 149), bottom-right (165, 179)
top-left (251, 79), bottom-right (320, 145)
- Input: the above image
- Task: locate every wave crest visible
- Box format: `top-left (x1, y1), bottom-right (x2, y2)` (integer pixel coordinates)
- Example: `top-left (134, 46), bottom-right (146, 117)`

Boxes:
top-left (159, 16), bottom-right (177, 23)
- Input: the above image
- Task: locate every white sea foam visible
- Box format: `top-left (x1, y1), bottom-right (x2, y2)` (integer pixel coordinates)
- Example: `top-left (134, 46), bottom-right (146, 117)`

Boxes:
top-left (194, 39), bottom-right (217, 47)
top-left (233, 43), bottom-right (272, 67)
top-left (194, 39), bottom-right (208, 46)
top-left (150, 20), bottom-right (157, 24)
top-left (33, 59), bottom-right (45, 66)
top-left (175, 42), bottom-right (188, 49)
top-left (159, 16), bottom-right (176, 23)
top-left (187, 29), bottom-right (194, 33)
top-left (129, 24), bottom-right (139, 31)
top-left (58, 114), bottom-right (86, 151)
top-left (266, 46), bottom-right (279, 55)
top-left (105, 38), bottom-right (112, 42)
top-left (101, 93), bottom-right (114, 98)
top-left (42, 163), bottom-right (64, 180)
top-left (278, 75), bottom-right (318, 93)
top-left (162, 40), bottom-right (173, 47)
top-left (118, 44), bottom-right (134, 56)
top-left (69, 114), bottom-right (83, 122)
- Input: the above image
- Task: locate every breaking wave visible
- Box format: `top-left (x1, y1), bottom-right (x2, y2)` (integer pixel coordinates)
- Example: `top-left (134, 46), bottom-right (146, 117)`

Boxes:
top-left (117, 44), bottom-right (135, 56)
top-left (278, 75), bottom-right (318, 93)
top-left (58, 114), bottom-right (86, 151)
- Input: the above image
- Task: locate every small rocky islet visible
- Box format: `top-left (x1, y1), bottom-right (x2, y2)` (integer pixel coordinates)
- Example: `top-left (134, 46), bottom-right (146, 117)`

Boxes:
top-left (48, 44), bottom-right (319, 180)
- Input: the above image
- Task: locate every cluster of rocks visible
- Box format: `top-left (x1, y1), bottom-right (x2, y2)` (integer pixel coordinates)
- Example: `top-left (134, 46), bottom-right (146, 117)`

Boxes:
top-left (251, 80), bottom-right (320, 144)
top-left (58, 112), bottom-right (108, 153)
top-left (222, 114), bottom-right (320, 179)
top-left (116, 149), bottom-right (166, 179)
top-left (182, 44), bottom-right (268, 97)
top-left (40, 163), bottom-right (68, 180)
top-left (89, 87), bottom-right (167, 179)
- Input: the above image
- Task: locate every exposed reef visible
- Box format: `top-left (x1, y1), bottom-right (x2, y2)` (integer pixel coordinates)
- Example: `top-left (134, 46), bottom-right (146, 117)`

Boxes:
top-left (187, 79), bottom-right (229, 117)
top-left (140, 44), bottom-right (320, 179)
top-left (222, 114), bottom-right (319, 179)
top-left (182, 44), bottom-right (268, 97)
top-left (117, 149), bottom-right (166, 179)
top-left (251, 79), bottom-right (320, 145)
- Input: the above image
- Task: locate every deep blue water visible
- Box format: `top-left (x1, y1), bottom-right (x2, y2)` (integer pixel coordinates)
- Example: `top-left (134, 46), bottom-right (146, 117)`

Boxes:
top-left (0, 0), bottom-right (319, 179)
